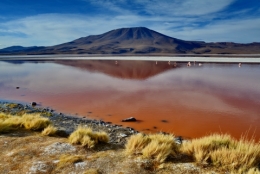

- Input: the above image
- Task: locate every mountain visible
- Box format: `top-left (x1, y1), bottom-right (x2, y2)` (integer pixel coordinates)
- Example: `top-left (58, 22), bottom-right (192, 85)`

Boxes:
top-left (0, 27), bottom-right (260, 55)
top-left (0, 46), bottom-right (45, 54)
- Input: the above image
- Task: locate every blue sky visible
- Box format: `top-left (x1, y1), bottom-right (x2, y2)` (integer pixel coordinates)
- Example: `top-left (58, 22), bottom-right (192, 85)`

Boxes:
top-left (0, 0), bottom-right (260, 48)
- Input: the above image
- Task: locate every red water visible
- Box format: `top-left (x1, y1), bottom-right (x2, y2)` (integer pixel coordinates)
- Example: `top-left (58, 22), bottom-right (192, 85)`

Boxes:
top-left (0, 60), bottom-right (259, 140)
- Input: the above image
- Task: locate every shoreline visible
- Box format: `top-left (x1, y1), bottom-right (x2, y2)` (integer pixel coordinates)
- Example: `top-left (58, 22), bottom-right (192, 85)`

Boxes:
top-left (0, 101), bottom-right (142, 146)
top-left (1, 55), bottom-right (260, 63)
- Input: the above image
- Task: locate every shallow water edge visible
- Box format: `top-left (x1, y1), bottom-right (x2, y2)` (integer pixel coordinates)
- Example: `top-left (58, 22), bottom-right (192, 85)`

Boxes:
top-left (0, 55), bottom-right (260, 63)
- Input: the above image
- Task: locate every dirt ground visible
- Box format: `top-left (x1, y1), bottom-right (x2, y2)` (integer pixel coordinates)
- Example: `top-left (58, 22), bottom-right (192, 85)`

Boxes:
top-left (0, 130), bottom-right (222, 174)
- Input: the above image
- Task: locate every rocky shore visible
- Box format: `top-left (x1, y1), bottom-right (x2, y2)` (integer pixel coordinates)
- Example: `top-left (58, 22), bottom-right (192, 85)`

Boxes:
top-left (0, 101), bottom-right (140, 146)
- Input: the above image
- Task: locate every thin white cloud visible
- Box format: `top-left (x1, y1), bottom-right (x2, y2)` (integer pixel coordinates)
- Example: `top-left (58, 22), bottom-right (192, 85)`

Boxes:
top-left (163, 18), bottom-right (260, 42)
top-left (88, 0), bottom-right (235, 16)
top-left (87, 0), bottom-right (131, 14)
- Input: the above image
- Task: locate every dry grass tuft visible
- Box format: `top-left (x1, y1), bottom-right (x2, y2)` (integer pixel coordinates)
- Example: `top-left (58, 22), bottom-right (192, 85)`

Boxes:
top-left (21, 114), bottom-right (51, 131)
top-left (210, 138), bottom-right (260, 172)
top-left (41, 125), bottom-right (57, 136)
top-left (0, 122), bottom-right (17, 133)
top-left (6, 103), bottom-right (19, 109)
top-left (142, 134), bottom-right (177, 163)
top-left (83, 168), bottom-right (100, 174)
top-left (125, 133), bottom-right (151, 155)
top-left (0, 113), bottom-right (51, 133)
top-left (125, 133), bottom-right (178, 163)
top-left (68, 126), bottom-right (109, 148)
top-left (57, 154), bottom-right (84, 169)
top-left (181, 134), bottom-right (260, 172)
top-left (0, 113), bottom-right (22, 133)
top-left (180, 134), bottom-right (235, 163)
top-left (246, 168), bottom-right (260, 174)
top-left (0, 112), bottom-right (9, 120)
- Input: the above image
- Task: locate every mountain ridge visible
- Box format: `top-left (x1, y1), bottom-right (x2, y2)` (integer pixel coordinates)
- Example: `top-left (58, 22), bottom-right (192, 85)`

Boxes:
top-left (1, 27), bottom-right (260, 55)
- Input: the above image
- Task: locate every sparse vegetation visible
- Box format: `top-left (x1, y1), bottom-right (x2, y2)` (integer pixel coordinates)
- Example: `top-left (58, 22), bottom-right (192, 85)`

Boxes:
top-left (57, 154), bottom-right (84, 169)
top-left (0, 112), bottom-right (51, 133)
top-left (125, 133), bottom-right (179, 163)
top-left (0, 121), bottom-right (17, 133)
top-left (83, 168), bottom-right (100, 174)
top-left (21, 114), bottom-right (51, 130)
top-left (68, 125), bottom-right (109, 148)
top-left (6, 103), bottom-right (19, 109)
top-left (0, 113), bottom-right (22, 133)
top-left (125, 133), bottom-right (150, 155)
top-left (181, 134), bottom-right (260, 173)
top-left (180, 134), bottom-right (236, 162)
top-left (246, 168), bottom-right (260, 174)
top-left (42, 125), bottom-right (57, 136)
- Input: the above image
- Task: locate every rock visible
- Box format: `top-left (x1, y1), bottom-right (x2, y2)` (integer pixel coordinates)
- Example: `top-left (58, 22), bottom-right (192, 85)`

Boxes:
top-left (122, 117), bottom-right (137, 122)
top-left (118, 133), bottom-right (128, 138)
top-left (174, 136), bottom-right (183, 145)
top-left (31, 102), bottom-right (37, 106)
top-left (28, 161), bottom-right (49, 174)
top-left (55, 130), bottom-right (70, 137)
top-left (43, 142), bottom-right (76, 155)
top-left (74, 162), bottom-right (87, 169)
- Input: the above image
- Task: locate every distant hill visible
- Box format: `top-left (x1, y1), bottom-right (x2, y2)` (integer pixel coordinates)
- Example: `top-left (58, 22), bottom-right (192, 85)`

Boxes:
top-left (1, 27), bottom-right (260, 55)
top-left (0, 46), bottom-right (45, 54)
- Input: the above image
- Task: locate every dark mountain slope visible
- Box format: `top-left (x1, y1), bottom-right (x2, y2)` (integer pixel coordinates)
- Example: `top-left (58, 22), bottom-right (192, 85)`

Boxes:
top-left (0, 46), bottom-right (45, 54)
top-left (47, 27), bottom-right (202, 54)
top-left (0, 27), bottom-right (259, 55)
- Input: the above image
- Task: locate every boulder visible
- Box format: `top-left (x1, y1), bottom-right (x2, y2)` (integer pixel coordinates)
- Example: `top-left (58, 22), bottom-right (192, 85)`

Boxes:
top-left (122, 117), bottom-right (137, 122)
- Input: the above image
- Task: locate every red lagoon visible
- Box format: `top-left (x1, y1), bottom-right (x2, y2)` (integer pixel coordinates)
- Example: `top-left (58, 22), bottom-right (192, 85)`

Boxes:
top-left (0, 60), bottom-right (259, 140)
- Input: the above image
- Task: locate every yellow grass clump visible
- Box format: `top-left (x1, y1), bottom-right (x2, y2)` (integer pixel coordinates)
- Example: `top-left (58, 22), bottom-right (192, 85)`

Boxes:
top-left (6, 103), bottom-right (19, 109)
top-left (125, 133), bottom-right (179, 163)
top-left (181, 134), bottom-right (236, 162)
top-left (57, 154), bottom-right (84, 169)
top-left (0, 113), bottom-right (51, 133)
top-left (125, 133), bottom-right (151, 155)
top-left (0, 113), bottom-right (22, 133)
top-left (41, 125), bottom-right (57, 136)
top-left (21, 114), bottom-right (51, 131)
top-left (0, 122), bottom-right (17, 133)
top-left (0, 112), bottom-right (9, 120)
top-left (181, 134), bottom-right (260, 172)
top-left (246, 168), bottom-right (260, 174)
top-left (83, 168), bottom-right (100, 174)
top-left (68, 126), bottom-right (109, 148)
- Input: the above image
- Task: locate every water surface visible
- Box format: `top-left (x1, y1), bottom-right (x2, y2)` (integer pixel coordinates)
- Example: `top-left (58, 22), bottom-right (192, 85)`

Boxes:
top-left (0, 60), bottom-right (259, 140)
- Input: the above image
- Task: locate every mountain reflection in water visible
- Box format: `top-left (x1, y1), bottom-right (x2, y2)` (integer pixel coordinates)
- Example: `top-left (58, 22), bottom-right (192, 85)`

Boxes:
top-left (0, 60), bottom-right (259, 140)
top-left (54, 60), bottom-right (178, 79)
